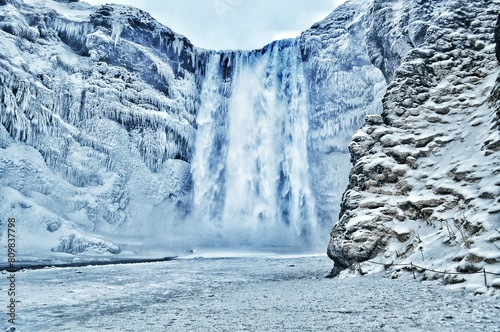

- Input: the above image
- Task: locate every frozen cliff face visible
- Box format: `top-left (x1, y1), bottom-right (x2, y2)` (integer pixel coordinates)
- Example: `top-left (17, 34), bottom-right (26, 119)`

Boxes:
top-left (363, 0), bottom-right (454, 83)
top-left (496, 13), bottom-right (500, 63)
top-left (0, 0), bottom-right (386, 257)
top-left (301, 0), bottom-right (386, 233)
top-left (0, 0), bottom-right (198, 257)
top-left (328, 0), bottom-right (500, 293)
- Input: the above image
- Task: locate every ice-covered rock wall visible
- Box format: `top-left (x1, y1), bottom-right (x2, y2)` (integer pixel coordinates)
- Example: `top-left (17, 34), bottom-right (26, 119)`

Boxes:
top-left (0, 0), bottom-right (386, 257)
top-left (328, 0), bottom-right (500, 293)
top-left (301, 0), bottom-right (386, 234)
top-left (0, 0), bottom-right (198, 257)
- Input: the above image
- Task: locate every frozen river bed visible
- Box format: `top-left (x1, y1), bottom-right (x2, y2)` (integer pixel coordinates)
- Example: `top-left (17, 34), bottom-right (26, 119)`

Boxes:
top-left (4, 254), bottom-right (500, 331)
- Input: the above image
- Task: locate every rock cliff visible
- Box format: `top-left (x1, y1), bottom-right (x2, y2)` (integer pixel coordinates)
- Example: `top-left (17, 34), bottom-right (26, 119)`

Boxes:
top-left (328, 0), bottom-right (500, 293)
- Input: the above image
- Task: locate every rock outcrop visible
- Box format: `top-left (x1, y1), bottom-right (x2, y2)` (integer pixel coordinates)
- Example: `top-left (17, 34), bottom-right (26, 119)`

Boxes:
top-left (328, 0), bottom-right (500, 293)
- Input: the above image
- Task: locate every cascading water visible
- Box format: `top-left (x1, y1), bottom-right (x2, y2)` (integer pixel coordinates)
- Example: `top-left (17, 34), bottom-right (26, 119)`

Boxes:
top-left (191, 40), bottom-right (319, 249)
top-left (191, 54), bottom-right (229, 224)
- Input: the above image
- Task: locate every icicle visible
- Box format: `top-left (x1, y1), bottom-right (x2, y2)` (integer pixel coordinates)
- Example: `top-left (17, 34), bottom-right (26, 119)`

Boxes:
top-left (111, 21), bottom-right (123, 46)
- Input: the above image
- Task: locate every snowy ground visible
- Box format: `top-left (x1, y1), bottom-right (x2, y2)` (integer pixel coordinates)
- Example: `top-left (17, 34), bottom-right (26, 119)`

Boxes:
top-left (3, 254), bottom-right (500, 331)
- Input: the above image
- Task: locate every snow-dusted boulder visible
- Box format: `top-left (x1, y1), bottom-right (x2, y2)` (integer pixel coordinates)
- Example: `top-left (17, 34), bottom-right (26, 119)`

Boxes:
top-left (52, 233), bottom-right (120, 255)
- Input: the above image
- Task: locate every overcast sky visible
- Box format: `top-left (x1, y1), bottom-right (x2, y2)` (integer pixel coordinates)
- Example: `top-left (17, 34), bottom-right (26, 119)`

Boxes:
top-left (83, 0), bottom-right (345, 50)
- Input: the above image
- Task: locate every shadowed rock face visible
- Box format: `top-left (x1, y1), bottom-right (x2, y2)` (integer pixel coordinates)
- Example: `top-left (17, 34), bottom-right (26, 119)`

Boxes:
top-left (327, 0), bottom-right (500, 287)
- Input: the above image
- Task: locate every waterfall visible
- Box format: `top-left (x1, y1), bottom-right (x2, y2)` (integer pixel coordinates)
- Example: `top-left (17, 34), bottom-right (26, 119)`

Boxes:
top-left (191, 53), bottom-right (229, 226)
top-left (191, 40), bottom-right (319, 249)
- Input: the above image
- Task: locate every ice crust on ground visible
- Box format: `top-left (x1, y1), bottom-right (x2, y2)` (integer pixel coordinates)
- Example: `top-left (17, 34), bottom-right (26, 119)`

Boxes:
top-left (6, 255), bottom-right (500, 331)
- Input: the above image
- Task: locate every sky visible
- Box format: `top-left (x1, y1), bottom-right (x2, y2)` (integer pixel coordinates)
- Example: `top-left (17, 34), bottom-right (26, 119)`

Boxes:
top-left (83, 0), bottom-right (346, 50)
